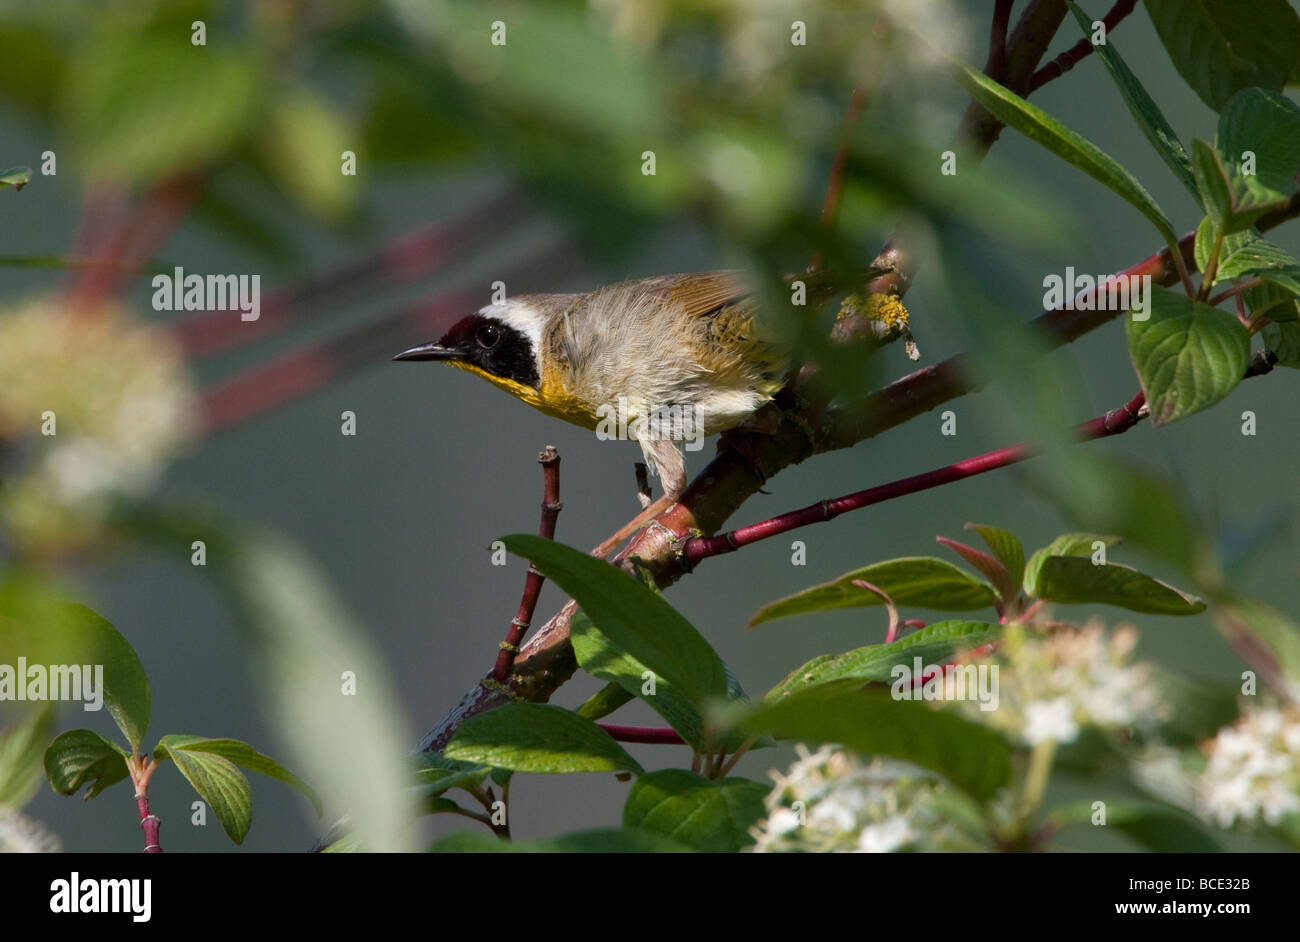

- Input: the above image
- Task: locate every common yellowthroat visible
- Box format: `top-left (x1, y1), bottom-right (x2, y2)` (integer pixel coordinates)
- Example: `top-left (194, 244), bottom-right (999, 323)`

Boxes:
top-left (393, 271), bottom-right (792, 503)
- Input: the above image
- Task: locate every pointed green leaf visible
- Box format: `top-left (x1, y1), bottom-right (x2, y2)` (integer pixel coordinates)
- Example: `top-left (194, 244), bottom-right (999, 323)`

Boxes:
top-left (965, 524), bottom-right (1025, 594)
top-left (623, 770), bottom-right (768, 853)
top-left (43, 729), bottom-right (129, 800)
top-left (937, 537), bottom-right (1014, 605)
top-left (1034, 557), bottom-right (1206, 614)
top-left (1191, 140), bottom-right (1233, 230)
top-left (444, 703), bottom-right (644, 776)
top-left (574, 681), bottom-right (635, 721)
top-left (1066, 3), bottom-right (1196, 197)
top-left (764, 620), bottom-right (1002, 703)
top-left (1247, 282), bottom-right (1300, 322)
top-left (750, 557), bottom-right (997, 627)
top-left (1145, 0), bottom-right (1300, 111)
top-left (571, 609), bottom-right (749, 753)
top-left (1208, 230), bottom-right (1300, 293)
top-left (153, 736), bottom-right (320, 815)
top-left (1216, 88), bottom-right (1300, 222)
top-left (1127, 286), bottom-right (1249, 425)
top-left (502, 535), bottom-right (726, 706)
top-left (741, 682), bottom-right (1013, 802)
top-left (156, 734), bottom-right (253, 844)
top-left (956, 63), bottom-right (1176, 247)
top-left (1023, 533), bottom-right (1117, 597)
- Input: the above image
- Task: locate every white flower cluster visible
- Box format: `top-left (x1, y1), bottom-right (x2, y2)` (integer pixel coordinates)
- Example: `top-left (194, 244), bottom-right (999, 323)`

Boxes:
top-left (959, 622), bottom-right (1166, 746)
top-left (750, 744), bottom-right (959, 853)
top-left (0, 297), bottom-right (197, 552)
top-left (1196, 705), bottom-right (1300, 828)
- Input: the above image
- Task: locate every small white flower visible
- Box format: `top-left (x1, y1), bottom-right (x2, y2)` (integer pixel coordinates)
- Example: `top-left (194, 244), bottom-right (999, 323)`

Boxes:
top-left (858, 816), bottom-right (914, 853)
top-left (1023, 697), bottom-right (1079, 745)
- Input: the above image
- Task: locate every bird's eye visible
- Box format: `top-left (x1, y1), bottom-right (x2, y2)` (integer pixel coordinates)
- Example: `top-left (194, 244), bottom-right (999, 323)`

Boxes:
top-left (476, 323), bottom-right (502, 349)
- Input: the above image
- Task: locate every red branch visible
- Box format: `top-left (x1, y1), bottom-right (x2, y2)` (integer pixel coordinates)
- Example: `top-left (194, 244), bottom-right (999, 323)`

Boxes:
top-left (682, 391), bottom-right (1148, 565)
top-left (135, 792), bottom-right (162, 853)
top-left (598, 724), bottom-right (686, 745)
top-left (1029, 0), bottom-right (1139, 93)
top-left (491, 447), bottom-right (562, 684)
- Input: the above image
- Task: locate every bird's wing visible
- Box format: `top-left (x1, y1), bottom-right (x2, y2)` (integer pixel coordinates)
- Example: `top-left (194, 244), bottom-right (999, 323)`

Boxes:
top-left (659, 271), bottom-right (752, 320)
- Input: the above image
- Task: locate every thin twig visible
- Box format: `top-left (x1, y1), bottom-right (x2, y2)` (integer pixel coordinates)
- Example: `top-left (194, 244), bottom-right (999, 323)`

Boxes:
top-left (598, 724), bottom-right (686, 745)
top-left (1029, 0), bottom-right (1139, 93)
top-left (491, 447), bottom-right (562, 684)
top-left (682, 391), bottom-right (1148, 565)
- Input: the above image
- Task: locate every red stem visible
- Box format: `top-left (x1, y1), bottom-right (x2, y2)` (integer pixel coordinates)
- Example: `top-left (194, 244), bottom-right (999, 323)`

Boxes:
top-left (683, 391), bottom-right (1148, 565)
top-left (135, 792), bottom-right (162, 853)
top-left (598, 724), bottom-right (686, 745)
top-left (491, 448), bottom-right (562, 684)
top-left (1028, 0), bottom-right (1139, 93)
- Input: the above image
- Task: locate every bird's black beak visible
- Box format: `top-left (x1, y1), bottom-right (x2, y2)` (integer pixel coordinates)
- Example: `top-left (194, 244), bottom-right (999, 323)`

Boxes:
top-left (393, 342), bottom-right (459, 362)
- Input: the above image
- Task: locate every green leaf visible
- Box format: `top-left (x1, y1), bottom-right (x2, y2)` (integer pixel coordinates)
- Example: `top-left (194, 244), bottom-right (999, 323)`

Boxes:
top-left (1191, 140), bottom-right (1233, 231)
top-left (622, 770), bottom-right (768, 853)
top-left (1023, 533), bottom-right (1117, 597)
top-left (0, 166), bottom-right (31, 190)
top-left (152, 736), bottom-right (320, 815)
top-left (1210, 231), bottom-right (1300, 294)
top-left (965, 524), bottom-right (1025, 595)
top-left (0, 600), bottom-right (151, 753)
top-left (261, 86), bottom-right (355, 220)
top-left (764, 620), bottom-right (1001, 703)
top-left (502, 535), bottom-right (726, 706)
top-left (1126, 286), bottom-right (1250, 425)
top-left (1247, 282), bottom-right (1300, 322)
top-left (1144, 0), bottom-right (1300, 111)
top-left (1262, 320), bottom-right (1300, 366)
top-left (43, 729), bottom-right (129, 800)
top-left (749, 557), bottom-right (997, 627)
top-left (1216, 88), bottom-right (1300, 222)
top-left (63, 31), bottom-right (263, 182)
top-left (573, 681), bottom-right (634, 721)
top-left (411, 754), bottom-right (493, 797)
top-left (1066, 3), bottom-right (1196, 197)
top-left (937, 537), bottom-right (1015, 606)
top-left (741, 682), bottom-right (1014, 802)
top-left (156, 734), bottom-right (254, 844)
top-left (444, 703), bottom-right (645, 776)
top-left (956, 62), bottom-right (1176, 247)
top-left (0, 707), bottom-right (53, 807)
top-left (571, 609), bottom-right (749, 753)
top-left (1034, 557), bottom-right (1206, 614)
top-left (430, 828), bottom-right (690, 853)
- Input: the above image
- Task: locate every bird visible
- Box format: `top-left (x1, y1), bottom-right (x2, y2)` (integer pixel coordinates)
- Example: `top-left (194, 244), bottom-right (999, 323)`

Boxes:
top-left (393, 271), bottom-right (794, 506)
